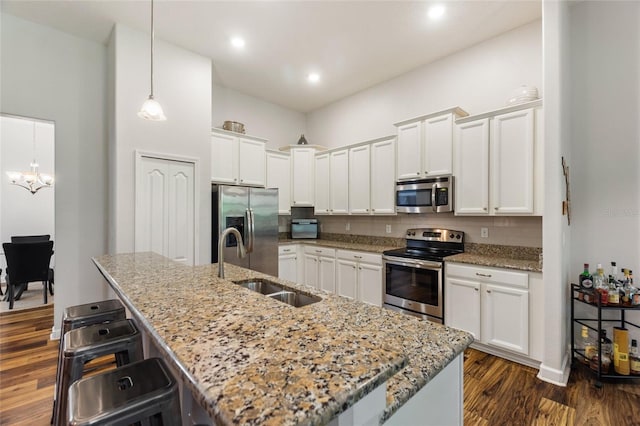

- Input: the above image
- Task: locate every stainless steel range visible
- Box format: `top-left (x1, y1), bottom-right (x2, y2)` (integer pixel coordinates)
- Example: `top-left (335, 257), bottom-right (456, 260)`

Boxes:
top-left (382, 228), bottom-right (464, 323)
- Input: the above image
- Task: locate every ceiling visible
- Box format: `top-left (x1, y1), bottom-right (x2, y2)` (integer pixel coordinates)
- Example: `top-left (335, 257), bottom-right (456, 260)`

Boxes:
top-left (2, 1), bottom-right (541, 112)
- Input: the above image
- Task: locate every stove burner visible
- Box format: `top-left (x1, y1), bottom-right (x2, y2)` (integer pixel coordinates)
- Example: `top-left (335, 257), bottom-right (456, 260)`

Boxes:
top-left (383, 227), bottom-right (464, 261)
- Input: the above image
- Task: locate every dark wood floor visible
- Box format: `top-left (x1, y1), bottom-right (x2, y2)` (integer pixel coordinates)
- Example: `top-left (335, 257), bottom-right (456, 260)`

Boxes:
top-left (1, 305), bottom-right (639, 425)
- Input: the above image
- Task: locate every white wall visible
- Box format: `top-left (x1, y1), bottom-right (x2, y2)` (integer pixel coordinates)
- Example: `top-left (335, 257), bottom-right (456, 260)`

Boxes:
top-left (537, 0), bottom-right (572, 386)
top-left (306, 20), bottom-right (542, 148)
top-left (109, 25), bottom-right (212, 264)
top-left (212, 83), bottom-right (306, 150)
top-left (567, 0), bottom-right (640, 350)
top-left (1, 13), bottom-right (108, 331)
top-left (569, 1), bottom-right (640, 276)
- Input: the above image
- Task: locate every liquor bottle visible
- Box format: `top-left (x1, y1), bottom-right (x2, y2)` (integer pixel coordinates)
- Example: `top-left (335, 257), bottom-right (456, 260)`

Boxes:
top-left (590, 330), bottom-right (612, 373)
top-left (608, 266), bottom-right (620, 305)
top-left (594, 264), bottom-right (608, 306)
top-left (581, 326), bottom-right (597, 365)
top-left (579, 263), bottom-right (593, 289)
top-left (630, 340), bottom-right (640, 375)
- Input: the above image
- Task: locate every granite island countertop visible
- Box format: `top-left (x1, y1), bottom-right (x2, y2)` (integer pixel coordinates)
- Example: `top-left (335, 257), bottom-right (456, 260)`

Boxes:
top-left (93, 252), bottom-right (472, 425)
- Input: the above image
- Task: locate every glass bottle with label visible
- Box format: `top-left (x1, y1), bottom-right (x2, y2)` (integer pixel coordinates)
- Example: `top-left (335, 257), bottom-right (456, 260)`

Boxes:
top-left (594, 264), bottom-right (608, 306)
top-left (581, 326), bottom-right (597, 365)
top-left (590, 330), bottom-right (612, 373)
top-left (579, 263), bottom-right (593, 289)
top-left (630, 340), bottom-right (640, 375)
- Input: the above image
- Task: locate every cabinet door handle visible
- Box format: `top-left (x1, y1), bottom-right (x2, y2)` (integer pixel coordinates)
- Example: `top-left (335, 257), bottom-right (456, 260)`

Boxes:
top-left (483, 207), bottom-right (487, 211)
top-left (476, 272), bottom-right (492, 278)
top-left (486, 290), bottom-right (492, 293)
top-left (315, 250), bottom-right (322, 253)
top-left (416, 172), bottom-right (420, 175)
top-left (352, 265), bottom-right (356, 269)
top-left (425, 171), bottom-right (429, 174)
top-left (494, 207), bottom-right (498, 211)
top-left (293, 201), bottom-right (297, 204)
top-left (474, 287), bottom-right (479, 291)
top-left (372, 209), bottom-right (375, 212)
top-left (283, 249), bottom-right (291, 252)
top-left (354, 255), bottom-right (362, 259)
top-left (359, 267), bottom-right (362, 270)
top-left (240, 179), bottom-right (244, 183)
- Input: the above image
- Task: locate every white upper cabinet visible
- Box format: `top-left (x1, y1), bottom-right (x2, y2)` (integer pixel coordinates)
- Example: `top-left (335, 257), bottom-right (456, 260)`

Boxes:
top-left (396, 121), bottom-right (422, 181)
top-left (491, 109), bottom-right (534, 214)
top-left (455, 119), bottom-right (490, 215)
top-left (395, 108), bottom-right (467, 181)
top-left (314, 153), bottom-right (330, 214)
top-left (370, 137), bottom-right (396, 215)
top-left (454, 101), bottom-right (542, 216)
top-left (290, 147), bottom-right (316, 207)
top-left (330, 149), bottom-right (350, 214)
top-left (348, 144), bottom-right (370, 214)
top-left (266, 150), bottom-right (291, 215)
top-left (211, 129), bottom-right (266, 187)
top-left (423, 114), bottom-right (454, 176)
top-left (211, 132), bottom-right (237, 184)
top-left (238, 137), bottom-right (266, 187)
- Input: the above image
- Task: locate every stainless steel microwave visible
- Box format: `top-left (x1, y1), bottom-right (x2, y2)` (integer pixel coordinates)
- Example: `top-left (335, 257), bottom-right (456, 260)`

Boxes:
top-left (395, 175), bottom-right (454, 213)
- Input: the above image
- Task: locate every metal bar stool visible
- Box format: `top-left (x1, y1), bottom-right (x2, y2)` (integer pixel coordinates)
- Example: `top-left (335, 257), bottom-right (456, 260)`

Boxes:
top-left (53, 318), bottom-right (144, 426)
top-left (53, 300), bottom-right (126, 424)
top-left (68, 357), bottom-right (181, 426)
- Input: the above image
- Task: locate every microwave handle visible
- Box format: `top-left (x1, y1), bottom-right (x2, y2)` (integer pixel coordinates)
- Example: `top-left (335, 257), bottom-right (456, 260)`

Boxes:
top-left (432, 183), bottom-right (437, 212)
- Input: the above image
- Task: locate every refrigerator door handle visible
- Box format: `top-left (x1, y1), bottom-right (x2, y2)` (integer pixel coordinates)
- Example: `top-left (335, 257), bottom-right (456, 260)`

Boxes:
top-left (246, 208), bottom-right (255, 253)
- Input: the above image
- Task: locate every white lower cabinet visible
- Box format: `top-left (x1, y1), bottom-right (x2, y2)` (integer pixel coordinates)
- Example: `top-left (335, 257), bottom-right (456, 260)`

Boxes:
top-left (303, 246), bottom-right (336, 292)
top-left (278, 244), bottom-right (299, 283)
top-left (445, 262), bottom-right (531, 358)
top-left (336, 250), bottom-right (383, 307)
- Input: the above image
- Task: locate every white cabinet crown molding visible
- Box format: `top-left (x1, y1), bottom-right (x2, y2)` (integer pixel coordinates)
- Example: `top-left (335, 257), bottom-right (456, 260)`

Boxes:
top-left (455, 99), bottom-right (542, 124)
top-left (212, 127), bottom-right (268, 143)
top-left (393, 106), bottom-right (468, 127)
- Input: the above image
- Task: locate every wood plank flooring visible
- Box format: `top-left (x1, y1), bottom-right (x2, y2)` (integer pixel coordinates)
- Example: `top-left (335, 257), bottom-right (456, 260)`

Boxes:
top-left (1, 305), bottom-right (640, 425)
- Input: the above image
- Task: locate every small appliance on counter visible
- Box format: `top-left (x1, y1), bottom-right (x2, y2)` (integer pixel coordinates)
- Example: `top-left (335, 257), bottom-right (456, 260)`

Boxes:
top-left (291, 219), bottom-right (318, 239)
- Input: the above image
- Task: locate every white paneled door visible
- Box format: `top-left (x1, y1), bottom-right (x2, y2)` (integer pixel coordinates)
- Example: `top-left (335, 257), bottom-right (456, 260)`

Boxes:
top-left (136, 155), bottom-right (195, 266)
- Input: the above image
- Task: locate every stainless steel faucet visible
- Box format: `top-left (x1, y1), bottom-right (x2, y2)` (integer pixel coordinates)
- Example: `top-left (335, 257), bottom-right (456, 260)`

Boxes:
top-left (218, 227), bottom-right (246, 278)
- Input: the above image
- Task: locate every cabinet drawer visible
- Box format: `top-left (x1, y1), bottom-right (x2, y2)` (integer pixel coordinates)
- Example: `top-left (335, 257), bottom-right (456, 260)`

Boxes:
top-left (279, 245), bottom-right (297, 255)
top-left (446, 263), bottom-right (528, 289)
top-left (336, 249), bottom-right (381, 265)
top-left (303, 246), bottom-right (335, 257)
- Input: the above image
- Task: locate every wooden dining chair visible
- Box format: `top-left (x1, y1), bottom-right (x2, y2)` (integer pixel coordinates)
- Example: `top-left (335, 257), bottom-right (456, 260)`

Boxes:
top-left (10, 235), bottom-right (54, 296)
top-left (2, 241), bottom-right (54, 310)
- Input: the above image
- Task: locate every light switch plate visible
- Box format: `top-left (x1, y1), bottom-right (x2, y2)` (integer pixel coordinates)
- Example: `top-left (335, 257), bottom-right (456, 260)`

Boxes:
top-left (346, 222), bottom-right (350, 231)
top-left (386, 224), bottom-right (392, 234)
top-left (481, 227), bottom-right (489, 238)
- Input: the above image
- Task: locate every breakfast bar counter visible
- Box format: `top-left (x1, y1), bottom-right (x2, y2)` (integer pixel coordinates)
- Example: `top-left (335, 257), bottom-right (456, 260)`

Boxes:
top-left (93, 252), bottom-right (472, 425)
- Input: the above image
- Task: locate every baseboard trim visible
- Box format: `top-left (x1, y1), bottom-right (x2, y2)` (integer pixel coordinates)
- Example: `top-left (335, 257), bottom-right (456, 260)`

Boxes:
top-left (469, 342), bottom-right (541, 369)
top-left (50, 325), bottom-right (60, 341)
top-left (537, 351), bottom-right (571, 387)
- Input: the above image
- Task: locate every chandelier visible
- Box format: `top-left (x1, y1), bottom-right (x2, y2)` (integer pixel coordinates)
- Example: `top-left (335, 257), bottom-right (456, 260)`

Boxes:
top-left (5, 121), bottom-right (54, 194)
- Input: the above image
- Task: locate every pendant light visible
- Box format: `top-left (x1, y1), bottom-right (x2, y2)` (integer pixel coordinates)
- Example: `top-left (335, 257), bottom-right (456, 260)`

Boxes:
top-left (138, 0), bottom-right (166, 121)
top-left (6, 121), bottom-right (54, 194)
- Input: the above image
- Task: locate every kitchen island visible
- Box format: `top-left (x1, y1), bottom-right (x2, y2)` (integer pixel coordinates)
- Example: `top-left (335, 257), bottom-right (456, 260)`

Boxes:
top-left (93, 253), bottom-right (473, 425)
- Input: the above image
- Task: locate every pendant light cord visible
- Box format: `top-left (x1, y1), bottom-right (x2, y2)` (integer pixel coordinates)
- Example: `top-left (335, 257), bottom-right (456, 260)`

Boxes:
top-left (150, 0), bottom-right (155, 98)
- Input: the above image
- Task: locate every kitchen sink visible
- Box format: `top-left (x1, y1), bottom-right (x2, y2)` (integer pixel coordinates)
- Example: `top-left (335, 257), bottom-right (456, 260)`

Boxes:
top-left (232, 279), bottom-right (321, 307)
top-left (233, 278), bottom-right (283, 295)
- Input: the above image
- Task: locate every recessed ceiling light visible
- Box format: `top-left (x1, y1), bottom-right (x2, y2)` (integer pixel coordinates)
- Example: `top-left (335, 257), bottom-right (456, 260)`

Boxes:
top-left (428, 5), bottom-right (446, 20)
top-left (230, 37), bottom-right (245, 49)
top-left (308, 73), bottom-right (320, 83)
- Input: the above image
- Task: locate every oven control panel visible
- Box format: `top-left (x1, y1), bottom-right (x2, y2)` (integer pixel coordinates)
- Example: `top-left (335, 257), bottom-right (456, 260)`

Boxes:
top-left (405, 228), bottom-right (464, 243)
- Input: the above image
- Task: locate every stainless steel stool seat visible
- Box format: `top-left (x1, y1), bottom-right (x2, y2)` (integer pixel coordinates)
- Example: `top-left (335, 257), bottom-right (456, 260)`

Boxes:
top-left (68, 358), bottom-right (181, 426)
top-left (62, 300), bottom-right (126, 335)
top-left (53, 300), bottom-right (127, 424)
top-left (53, 318), bottom-right (143, 426)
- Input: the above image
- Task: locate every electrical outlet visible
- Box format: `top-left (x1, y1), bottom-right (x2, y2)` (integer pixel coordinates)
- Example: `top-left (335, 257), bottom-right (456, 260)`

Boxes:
top-left (386, 224), bottom-right (392, 234)
top-left (481, 227), bottom-right (489, 238)
top-left (345, 222), bottom-right (350, 231)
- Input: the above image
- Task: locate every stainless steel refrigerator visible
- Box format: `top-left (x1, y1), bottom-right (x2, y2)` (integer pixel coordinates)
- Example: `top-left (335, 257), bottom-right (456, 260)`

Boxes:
top-left (212, 185), bottom-right (279, 276)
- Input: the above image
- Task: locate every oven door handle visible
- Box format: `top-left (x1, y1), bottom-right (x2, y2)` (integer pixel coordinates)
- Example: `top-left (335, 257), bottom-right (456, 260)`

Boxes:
top-left (383, 255), bottom-right (442, 270)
